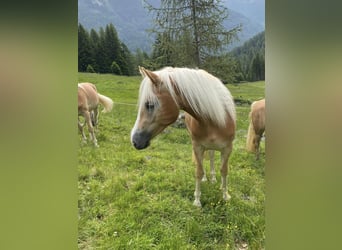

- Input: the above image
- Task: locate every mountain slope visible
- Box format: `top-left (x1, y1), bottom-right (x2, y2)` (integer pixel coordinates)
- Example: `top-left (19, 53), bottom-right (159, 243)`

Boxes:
top-left (230, 31), bottom-right (265, 59)
top-left (78, 0), bottom-right (264, 53)
top-left (230, 31), bottom-right (265, 81)
top-left (223, 0), bottom-right (265, 28)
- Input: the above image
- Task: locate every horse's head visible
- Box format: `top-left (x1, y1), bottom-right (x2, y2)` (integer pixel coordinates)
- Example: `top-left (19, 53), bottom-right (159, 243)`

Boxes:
top-left (131, 67), bottom-right (179, 150)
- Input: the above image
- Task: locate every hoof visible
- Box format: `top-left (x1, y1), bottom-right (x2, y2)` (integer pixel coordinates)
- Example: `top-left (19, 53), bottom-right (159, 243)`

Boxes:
top-left (223, 192), bottom-right (231, 201)
top-left (210, 178), bottom-right (217, 183)
top-left (201, 176), bottom-right (208, 182)
top-left (193, 200), bottom-right (202, 207)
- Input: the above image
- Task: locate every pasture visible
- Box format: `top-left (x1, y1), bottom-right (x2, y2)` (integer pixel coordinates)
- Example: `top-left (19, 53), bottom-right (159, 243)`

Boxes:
top-left (78, 72), bottom-right (265, 249)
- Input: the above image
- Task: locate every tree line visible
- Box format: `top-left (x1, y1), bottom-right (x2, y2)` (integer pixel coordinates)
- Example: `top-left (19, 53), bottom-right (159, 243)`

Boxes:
top-left (78, 0), bottom-right (264, 82)
top-left (230, 31), bottom-right (265, 82)
top-left (78, 23), bottom-right (136, 75)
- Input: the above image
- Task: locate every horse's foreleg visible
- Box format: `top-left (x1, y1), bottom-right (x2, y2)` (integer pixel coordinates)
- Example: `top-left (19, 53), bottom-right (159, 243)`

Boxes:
top-left (192, 144), bottom-right (205, 207)
top-left (78, 118), bottom-right (87, 142)
top-left (85, 111), bottom-right (99, 147)
top-left (209, 150), bottom-right (217, 183)
top-left (220, 145), bottom-right (233, 201)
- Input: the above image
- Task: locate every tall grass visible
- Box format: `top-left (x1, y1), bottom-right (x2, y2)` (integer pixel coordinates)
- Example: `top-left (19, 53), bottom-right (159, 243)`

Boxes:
top-left (78, 73), bottom-right (265, 249)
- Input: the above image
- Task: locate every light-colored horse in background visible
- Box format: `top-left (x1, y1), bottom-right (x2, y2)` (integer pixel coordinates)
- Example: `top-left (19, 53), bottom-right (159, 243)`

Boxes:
top-left (78, 82), bottom-right (113, 147)
top-left (131, 67), bottom-right (236, 207)
top-left (246, 98), bottom-right (265, 160)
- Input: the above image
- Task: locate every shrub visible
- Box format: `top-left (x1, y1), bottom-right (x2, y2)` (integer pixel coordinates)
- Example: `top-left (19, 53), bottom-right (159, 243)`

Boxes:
top-left (110, 61), bottom-right (122, 75)
top-left (86, 64), bottom-right (96, 73)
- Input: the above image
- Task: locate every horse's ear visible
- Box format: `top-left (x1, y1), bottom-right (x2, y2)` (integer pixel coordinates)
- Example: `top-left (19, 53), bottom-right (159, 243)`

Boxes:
top-left (138, 66), bottom-right (146, 77)
top-left (143, 68), bottom-right (160, 86)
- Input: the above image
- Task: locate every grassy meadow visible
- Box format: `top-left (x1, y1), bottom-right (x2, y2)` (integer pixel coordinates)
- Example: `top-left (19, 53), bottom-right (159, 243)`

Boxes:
top-left (78, 72), bottom-right (265, 249)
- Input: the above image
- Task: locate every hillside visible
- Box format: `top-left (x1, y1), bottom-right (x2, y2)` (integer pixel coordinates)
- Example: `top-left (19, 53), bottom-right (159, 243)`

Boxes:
top-left (78, 0), bottom-right (264, 53)
top-left (230, 31), bottom-right (265, 57)
top-left (230, 31), bottom-right (265, 82)
top-left (223, 0), bottom-right (265, 28)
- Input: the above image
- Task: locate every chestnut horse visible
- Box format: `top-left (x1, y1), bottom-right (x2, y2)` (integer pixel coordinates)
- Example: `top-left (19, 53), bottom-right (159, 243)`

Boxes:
top-left (131, 67), bottom-right (236, 207)
top-left (78, 82), bottom-right (113, 147)
top-left (246, 98), bottom-right (265, 160)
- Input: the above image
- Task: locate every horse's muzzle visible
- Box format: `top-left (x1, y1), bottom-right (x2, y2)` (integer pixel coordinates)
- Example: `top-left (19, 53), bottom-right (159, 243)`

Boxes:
top-left (132, 131), bottom-right (151, 150)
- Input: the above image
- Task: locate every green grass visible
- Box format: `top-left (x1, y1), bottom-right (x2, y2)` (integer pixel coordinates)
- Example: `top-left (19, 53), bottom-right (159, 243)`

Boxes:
top-left (78, 73), bottom-right (265, 249)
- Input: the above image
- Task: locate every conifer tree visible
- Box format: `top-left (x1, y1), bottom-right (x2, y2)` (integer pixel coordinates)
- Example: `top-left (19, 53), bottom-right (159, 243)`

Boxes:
top-left (89, 28), bottom-right (100, 72)
top-left (103, 24), bottom-right (121, 73)
top-left (78, 24), bottom-right (93, 72)
top-left (97, 27), bottom-right (108, 73)
top-left (78, 23), bottom-right (145, 75)
top-left (144, 0), bottom-right (240, 67)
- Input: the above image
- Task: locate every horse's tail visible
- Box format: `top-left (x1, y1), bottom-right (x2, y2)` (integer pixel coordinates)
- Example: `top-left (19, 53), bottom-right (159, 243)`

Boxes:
top-left (98, 94), bottom-right (114, 113)
top-left (246, 113), bottom-right (256, 152)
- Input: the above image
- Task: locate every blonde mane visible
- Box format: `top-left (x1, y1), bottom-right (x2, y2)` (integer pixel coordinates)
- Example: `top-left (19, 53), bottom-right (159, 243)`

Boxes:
top-left (138, 67), bottom-right (236, 127)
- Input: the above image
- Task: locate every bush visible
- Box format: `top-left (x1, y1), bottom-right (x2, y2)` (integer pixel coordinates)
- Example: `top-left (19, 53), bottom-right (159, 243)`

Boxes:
top-left (110, 61), bottom-right (122, 75)
top-left (86, 64), bottom-right (96, 73)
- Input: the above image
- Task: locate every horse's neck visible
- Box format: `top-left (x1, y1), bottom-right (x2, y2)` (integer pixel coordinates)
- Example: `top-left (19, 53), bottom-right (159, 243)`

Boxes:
top-left (170, 78), bottom-right (211, 123)
top-left (174, 89), bottom-right (231, 126)
top-left (174, 92), bottom-right (202, 122)
top-left (181, 104), bottom-right (198, 120)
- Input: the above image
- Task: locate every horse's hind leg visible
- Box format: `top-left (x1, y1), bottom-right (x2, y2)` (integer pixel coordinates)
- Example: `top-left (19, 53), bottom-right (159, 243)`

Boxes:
top-left (85, 111), bottom-right (99, 147)
top-left (92, 106), bottom-right (99, 131)
top-left (192, 144), bottom-right (205, 207)
top-left (220, 145), bottom-right (233, 201)
top-left (200, 150), bottom-right (216, 182)
top-left (254, 134), bottom-right (261, 160)
top-left (209, 150), bottom-right (217, 183)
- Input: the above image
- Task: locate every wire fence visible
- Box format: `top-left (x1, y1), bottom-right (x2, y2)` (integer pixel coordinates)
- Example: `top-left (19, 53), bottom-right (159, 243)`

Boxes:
top-left (114, 102), bottom-right (137, 106)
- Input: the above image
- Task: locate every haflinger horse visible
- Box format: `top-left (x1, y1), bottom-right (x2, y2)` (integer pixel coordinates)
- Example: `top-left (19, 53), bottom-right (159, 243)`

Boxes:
top-left (246, 98), bottom-right (265, 160)
top-left (131, 66), bottom-right (236, 207)
top-left (78, 82), bottom-right (113, 147)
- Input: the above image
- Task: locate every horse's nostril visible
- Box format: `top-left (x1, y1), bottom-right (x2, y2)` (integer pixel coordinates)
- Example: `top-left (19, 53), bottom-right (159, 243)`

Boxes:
top-left (132, 132), bottom-right (151, 150)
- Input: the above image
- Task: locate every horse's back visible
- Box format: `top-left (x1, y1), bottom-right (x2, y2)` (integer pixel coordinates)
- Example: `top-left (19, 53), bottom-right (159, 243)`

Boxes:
top-left (251, 99), bottom-right (265, 110)
top-left (79, 82), bottom-right (97, 92)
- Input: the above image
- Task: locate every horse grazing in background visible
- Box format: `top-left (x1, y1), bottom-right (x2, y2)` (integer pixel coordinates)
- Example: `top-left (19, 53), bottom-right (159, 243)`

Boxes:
top-left (131, 67), bottom-right (236, 207)
top-left (246, 98), bottom-right (265, 160)
top-left (78, 82), bottom-right (113, 147)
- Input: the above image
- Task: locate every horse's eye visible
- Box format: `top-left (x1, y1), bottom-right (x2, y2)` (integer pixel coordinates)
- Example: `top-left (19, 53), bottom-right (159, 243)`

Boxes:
top-left (145, 102), bottom-right (155, 111)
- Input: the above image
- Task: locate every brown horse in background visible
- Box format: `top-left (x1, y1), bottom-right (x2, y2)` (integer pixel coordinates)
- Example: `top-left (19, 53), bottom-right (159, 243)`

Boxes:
top-left (246, 98), bottom-right (265, 160)
top-left (131, 67), bottom-right (236, 207)
top-left (78, 82), bottom-right (113, 147)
